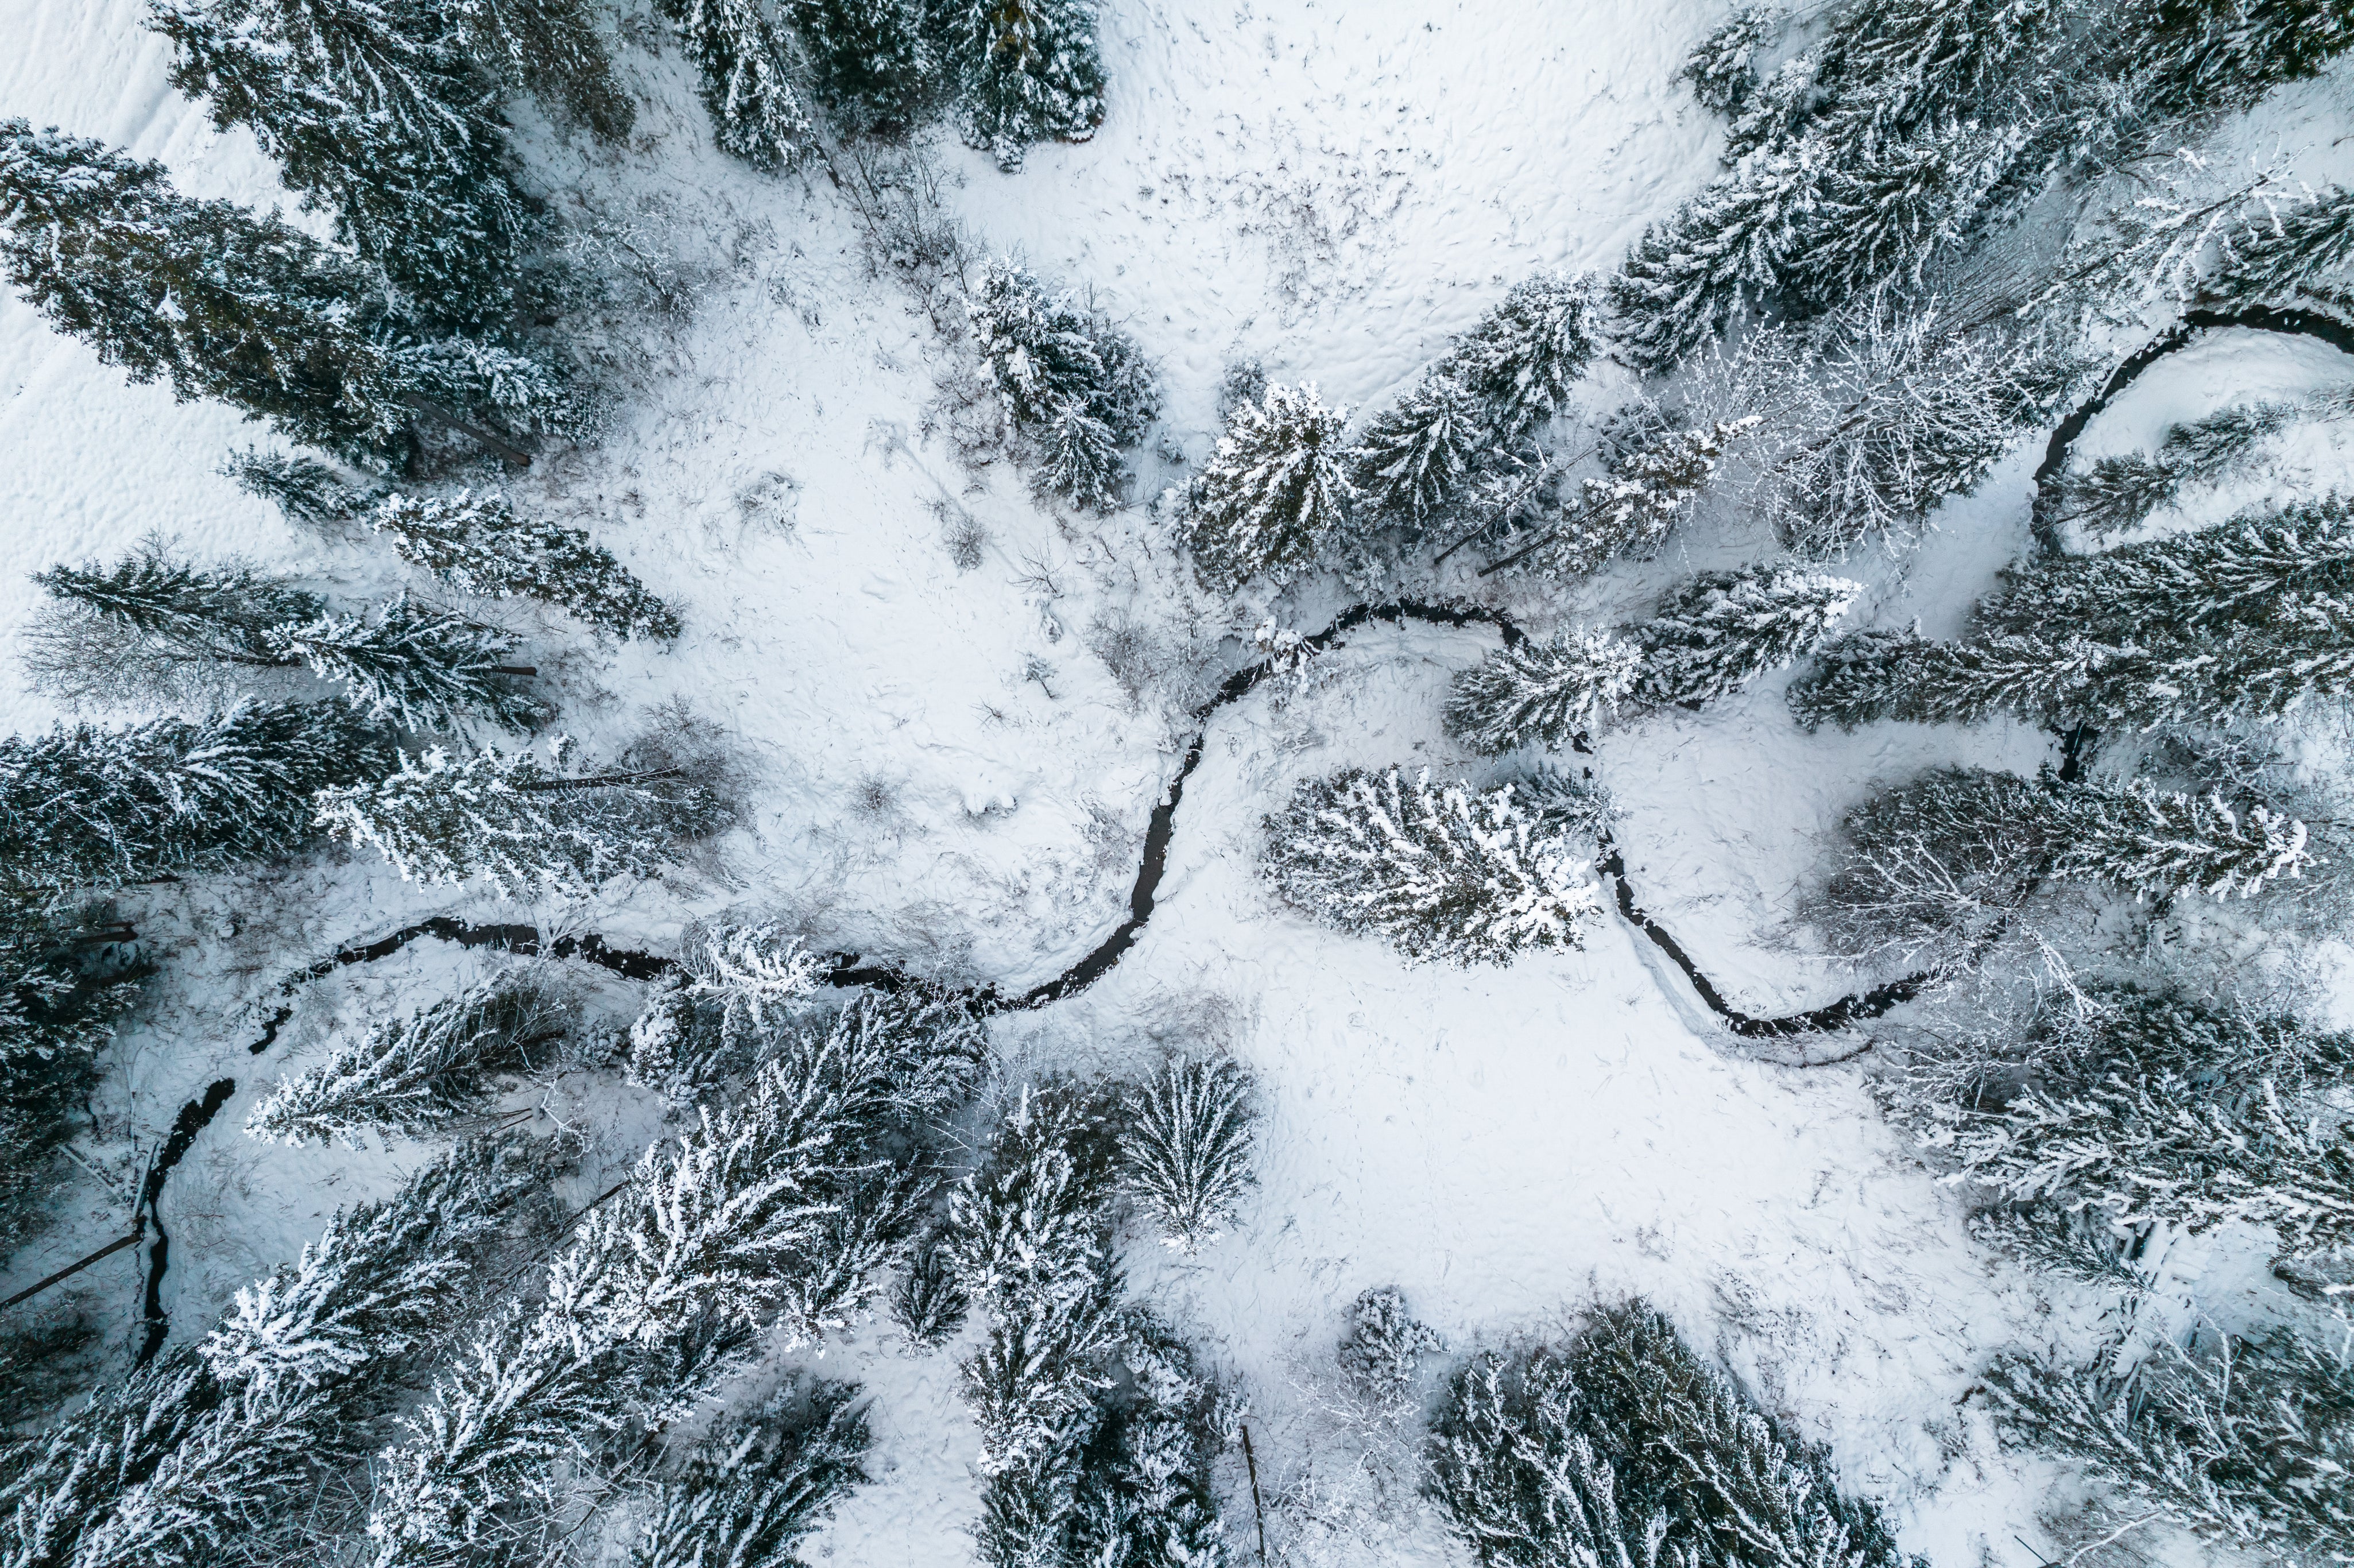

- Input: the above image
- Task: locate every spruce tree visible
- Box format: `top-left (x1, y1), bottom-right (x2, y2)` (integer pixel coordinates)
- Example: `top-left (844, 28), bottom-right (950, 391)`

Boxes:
top-left (967, 260), bottom-right (1159, 508)
top-left (795, 0), bottom-right (932, 131)
top-left (1682, 5), bottom-right (1780, 113)
top-left (313, 737), bottom-right (728, 896)
top-left (1184, 382), bottom-right (1356, 590)
top-left (1445, 629), bottom-right (1644, 755)
top-left (1607, 144), bottom-right (1819, 373)
top-left (1629, 563), bottom-right (1861, 710)
top-left (2220, 183), bottom-right (2354, 299)
top-left (1338, 1286), bottom-right (1443, 1411)
top-left (245, 970), bottom-right (571, 1146)
top-left (2046, 402), bottom-right (2287, 536)
top-left (935, 0), bottom-right (1106, 171)
top-left (892, 1235), bottom-right (970, 1347)
top-left (262, 599), bottom-right (549, 730)
top-left (148, 0), bottom-right (535, 327)
top-left (2129, 0), bottom-right (2354, 119)
top-left (1509, 418), bottom-right (1757, 578)
top-left (223, 448), bottom-right (379, 531)
top-left (1785, 118), bottom-right (2023, 309)
top-left (1350, 374), bottom-right (1493, 529)
top-left (1262, 768), bottom-right (1606, 965)
top-left (1118, 1056), bottom-right (1256, 1255)
top-left (655, 0), bottom-right (815, 171)
top-left (1446, 271), bottom-right (1599, 439)
top-left (0, 121), bottom-right (400, 458)
top-left (620, 1388), bottom-right (872, 1568)
top-left (367, 491), bottom-right (682, 640)
top-left (0, 702), bottom-right (396, 891)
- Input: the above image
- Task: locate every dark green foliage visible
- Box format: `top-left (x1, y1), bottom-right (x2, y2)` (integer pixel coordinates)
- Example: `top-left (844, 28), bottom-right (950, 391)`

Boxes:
top-left (1683, 5), bottom-right (1780, 114)
top-left (2221, 184), bottom-right (2354, 299)
top-left (934, 0), bottom-right (1106, 171)
top-left (369, 491), bottom-right (681, 640)
top-left (1987, 1326), bottom-right (2354, 1558)
top-left (622, 1383), bottom-right (872, 1568)
top-left (2128, 0), bottom-right (2354, 118)
top-left (796, 0), bottom-right (933, 131)
top-left (148, 0), bottom-right (536, 329)
top-left (464, 0), bottom-right (636, 138)
top-left (1429, 1303), bottom-right (1911, 1568)
top-left (223, 450), bottom-right (380, 532)
top-left (1608, 143), bottom-right (1817, 372)
top-left (655, 0), bottom-right (815, 171)
top-left (892, 1234), bottom-right (969, 1346)
top-left (1783, 118), bottom-right (2023, 309)
top-left (0, 702), bottom-right (396, 892)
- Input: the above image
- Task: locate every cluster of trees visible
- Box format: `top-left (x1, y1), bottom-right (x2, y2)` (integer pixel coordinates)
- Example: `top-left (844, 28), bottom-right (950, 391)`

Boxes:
top-left (1430, 1300), bottom-right (1915, 1568)
top-left (1446, 562), bottom-right (1860, 754)
top-left (968, 259), bottom-right (1160, 509)
top-left (1261, 767), bottom-right (1613, 966)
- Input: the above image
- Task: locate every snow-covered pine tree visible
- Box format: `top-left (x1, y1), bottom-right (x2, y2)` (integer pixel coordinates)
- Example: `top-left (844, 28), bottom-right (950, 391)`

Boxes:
top-left (224, 449), bottom-right (378, 531)
top-left (1784, 118), bottom-right (2025, 309)
top-left (1566, 1302), bottom-right (1914, 1568)
top-left (1785, 624), bottom-right (2113, 731)
top-left (966, 260), bottom-right (1159, 507)
top-left (2045, 776), bottom-right (2311, 901)
top-left (1682, 5), bottom-right (1780, 113)
top-left (1628, 562), bottom-right (1861, 710)
top-left (2219, 183), bottom-right (2354, 299)
top-left (0, 701), bottom-right (396, 891)
top-left (1444, 629), bottom-right (1644, 755)
top-left (0, 121), bottom-right (398, 458)
top-left (1930, 990), bottom-right (2354, 1253)
top-left (456, 0), bottom-right (634, 138)
top-left (367, 1028), bottom-right (934, 1565)
top-left (148, 0), bottom-right (533, 328)
top-left (1516, 417), bottom-right (1759, 578)
top-left (2128, 0), bottom-right (2354, 119)
top-left (892, 1234), bottom-right (970, 1346)
top-left (1184, 382), bottom-right (1357, 590)
top-left (1430, 1348), bottom-right (1693, 1568)
top-left (1349, 374), bottom-right (1493, 529)
top-left (367, 491), bottom-right (677, 640)
top-left (245, 970), bottom-right (571, 1146)
top-left (1061, 1318), bottom-right (1229, 1568)
top-left (655, 0), bottom-right (814, 171)
top-left (314, 736), bottom-right (728, 896)
top-left (1118, 1056), bottom-right (1256, 1255)
top-left (1607, 144), bottom-right (1819, 373)
top-left (1262, 768), bottom-right (1606, 965)
top-left (0, 1135), bottom-right (543, 1568)
top-left (795, 0), bottom-right (931, 130)
top-left (2045, 402), bottom-right (2289, 536)
top-left (621, 1385), bottom-right (872, 1568)
top-left (962, 1252), bottom-right (1125, 1475)
top-left (28, 540), bottom-right (544, 727)
top-left (1986, 1325), bottom-right (2354, 1559)
top-left (936, 0), bottom-right (1106, 170)
top-left (1338, 1286), bottom-right (1443, 1411)
top-left (1445, 271), bottom-right (1599, 439)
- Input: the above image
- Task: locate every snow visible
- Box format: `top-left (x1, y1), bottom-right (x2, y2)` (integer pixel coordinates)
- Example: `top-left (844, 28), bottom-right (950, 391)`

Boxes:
top-left (2, 4), bottom-right (2351, 1568)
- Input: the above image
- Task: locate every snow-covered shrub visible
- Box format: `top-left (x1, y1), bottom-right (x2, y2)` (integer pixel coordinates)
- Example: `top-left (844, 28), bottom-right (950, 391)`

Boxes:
top-left (1987, 1326), bottom-right (2354, 1561)
top-left (246, 970), bottom-right (571, 1146)
top-left (1446, 270), bottom-right (1599, 439)
top-left (1263, 768), bottom-right (1606, 965)
top-left (1184, 382), bottom-right (1357, 591)
top-left (936, 0), bottom-right (1105, 169)
top-left (1350, 373), bottom-right (1495, 528)
top-left (655, 0), bottom-right (813, 169)
top-left (1338, 1286), bottom-right (1443, 1410)
top-left (368, 491), bottom-right (679, 641)
top-left (967, 260), bottom-right (1159, 508)
top-left (1630, 562), bottom-right (1861, 708)
top-left (1445, 630), bottom-right (1644, 755)
top-left (621, 1383), bottom-right (872, 1568)
top-left (1915, 989), bottom-right (2354, 1255)
top-left (0, 700), bottom-right (396, 891)
top-left (314, 735), bottom-right (729, 896)
top-left (1119, 1056), bottom-right (1257, 1254)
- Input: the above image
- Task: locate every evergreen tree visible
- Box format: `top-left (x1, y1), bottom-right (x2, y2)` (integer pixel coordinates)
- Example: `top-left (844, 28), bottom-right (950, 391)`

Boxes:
top-left (1444, 629), bottom-right (1645, 755)
top-left (1338, 1286), bottom-right (1443, 1411)
top-left (2128, 0), bottom-right (2354, 119)
top-left (313, 737), bottom-right (729, 896)
top-left (147, 0), bottom-right (535, 328)
top-left (1682, 5), bottom-right (1780, 114)
top-left (795, 0), bottom-right (932, 131)
top-left (1629, 563), bottom-right (1861, 710)
top-left (2045, 402), bottom-right (2288, 536)
top-left (0, 121), bottom-right (401, 459)
top-left (1262, 768), bottom-right (1606, 966)
top-left (1118, 1056), bottom-right (1256, 1255)
top-left (655, 0), bottom-right (815, 171)
top-left (1446, 271), bottom-right (1599, 439)
top-left (1784, 118), bottom-right (2023, 309)
top-left (223, 448), bottom-right (380, 531)
top-left (2220, 183), bottom-right (2354, 299)
top-left (1607, 143), bottom-right (1819, 373)
top-left (1927, 990), bottom-right (2354, 1254)
top-left (0, 701), bottom-right (396, 891)
top-left (1502, 417), bottom-right (1757, 578)
top-left (1184, 382), bottom-right (1356, 590)
top-left (1987, 1326), bottom-right (2354, 1559)
top-left (967, 260), bottom-right (1159, 508)
top-left (1350, 373), bottom-right (1493, 529)
top-left (367, 491), bottom-right (681, 640)
top-left (892, 1234), bottom-right (970, 1347)
top-left (621, 1387), bottom-right (872, 1568)
top-left (935, 0), bottom-right (1106, 171)
top-left (458, 0), bottom-right (635, 138)
top-left (28, 540), bottom-right (544, 727)
top-left (245, 970), bottom-right (571, 1146)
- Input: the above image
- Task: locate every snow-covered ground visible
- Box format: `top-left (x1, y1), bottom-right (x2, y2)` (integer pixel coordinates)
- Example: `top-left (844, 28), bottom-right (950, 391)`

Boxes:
top-left (6, 5), bottom-right (2354, 1566)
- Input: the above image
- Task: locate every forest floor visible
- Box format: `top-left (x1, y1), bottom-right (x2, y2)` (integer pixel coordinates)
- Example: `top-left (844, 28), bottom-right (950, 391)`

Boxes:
top-left (6, 4), bottom-right (2354, 1566)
